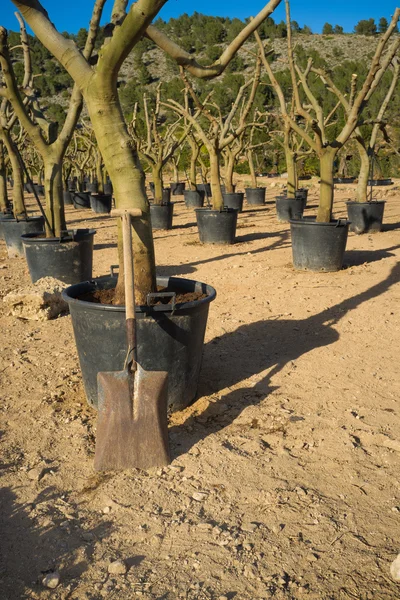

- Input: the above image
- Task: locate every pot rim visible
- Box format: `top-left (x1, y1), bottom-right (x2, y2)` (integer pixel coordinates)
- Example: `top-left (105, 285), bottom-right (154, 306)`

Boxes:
top-left (346, 200), bottom-right (386, 205)
top-left (289, 217), bottom-right (351, 227)
top-left (21, 228), bottom-right (96, 244)
top-left (62, 275), bottom-right (217, 313)
top-left (195, 207), bottom-right (238, 214)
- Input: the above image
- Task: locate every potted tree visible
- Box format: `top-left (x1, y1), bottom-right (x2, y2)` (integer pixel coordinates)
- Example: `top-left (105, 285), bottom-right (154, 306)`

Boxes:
top-left (11, 0), bottom-right (283, 410)
top-left (257, 1), bottom-right (400, 270)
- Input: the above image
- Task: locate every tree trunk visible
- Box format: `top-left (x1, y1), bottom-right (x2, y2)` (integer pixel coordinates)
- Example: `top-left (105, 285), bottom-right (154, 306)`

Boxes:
top-left (209, 150), bottom-right (223, 210)
top-left (355, 140), bottom-right (370, 203)
top-left (43, 158), bottom-right (66, 237)
top-left (96, 156), bottom-right (104, 194)
top-left (317, 149), bottom-right (337, 222)
top-left (2, 131), bottom-right (26, 217)
top-left (152, 163), bottom-right (164, 205)
top-left (225, 152), bottom-right (235, 193)
top-left (85, 83), bottom-right (156, 305)
top-left (173, 161), bottom-right (179, 182)
top-left (189, 143), bottom-right (199, 191)
top-left (0, 141), bottom-right (10, 213)
top-left (247, 149), bottom-right (257, 188)
top-left (285, 136), bottom-right (296, 198)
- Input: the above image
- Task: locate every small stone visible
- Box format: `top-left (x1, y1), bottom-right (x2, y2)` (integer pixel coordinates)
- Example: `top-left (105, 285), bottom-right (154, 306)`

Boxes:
top-left (191, 492), bottom-right (208, 502)
top-left (103, 506), bottom-right (112, 514)
top-left (28, 467), bottom-right (44, 482)
top-left (241, 521), bottom-right (258, 533)
top-left (42, 571), bottom-right (60, 589)
top-left (390, 554), bottom-right (400, 581)
top-left (219, 596), bottom-right (229, 600)
top-left (82, 532), bottom-right (94, 542)
top-left (108, 559), bottom-right (127, 575)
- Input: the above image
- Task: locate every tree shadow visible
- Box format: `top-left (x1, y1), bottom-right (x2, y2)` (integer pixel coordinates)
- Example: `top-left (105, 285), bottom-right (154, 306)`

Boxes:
top-left (0, 485), bottom-right (113, 598)
top-left (170, 262), bottom-right (400, 457)
top-left (383, 221), bottom-right (400, 232)
top-left (94, 242), bottom-right (118, 250)
top-left (343, 246), bottom-right (399, 267)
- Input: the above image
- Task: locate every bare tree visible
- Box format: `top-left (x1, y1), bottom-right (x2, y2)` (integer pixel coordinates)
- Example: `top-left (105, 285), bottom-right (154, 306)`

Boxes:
top-left (10, 0), bottom-right (282, 303)
top-left (256, 1), bottom-right (400, 221)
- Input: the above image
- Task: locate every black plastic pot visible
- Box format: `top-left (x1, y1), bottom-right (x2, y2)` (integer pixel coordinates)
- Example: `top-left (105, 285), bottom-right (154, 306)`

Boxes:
top-left (0, 212), bottom-right (14, 241)
top-left (63, 190), bottom-right (73, 206)
top-left (90, 193), bottom-right (112, 214)
top-left (104, 182), bottom-right (113, 196)
top-left (296, 188), bottom-right (309, 210)
top-left (2, 216), bottom-right (45, 258)
top-left (333, 177), bottom-right (356, 184)
top-left (62, 275), bottom-right (216, 411)
top-left (367, 179), bottom-right (393, 186)
top-left (184, 189), bottom-right (205, 208)
top-left (298, 175), bottom-right (312, 180)
top-left (290, 217), bottom-right (350, 272)
top-left (346, 201), bottom-right (385, 234)
top-left (223, 192), bottom-right (244, 212)
top-left (170, 182), bottom-right (186, 195)
top-left (245, 187), bottom-right (266, 205)
top-left (195, 208), bottom-right (238, 244)
top-left (67, 179), bottom-right (76, 192)
top-left (24, 182), bottom-right (34, 193)
top-left (34, 184), bottom-right (45, 197)
top-left (150, 202), bottom-right (174, 230)
top-left (72, 191), bottom-right (91, 209)
top-left (275, 196), bottom-right (304, 222)
top-left (196, 183), bottom-right (212, 197)
top-left (87, 182), bottom-right (98, 194)
top-left (21, 229), bottom-right (96, 284)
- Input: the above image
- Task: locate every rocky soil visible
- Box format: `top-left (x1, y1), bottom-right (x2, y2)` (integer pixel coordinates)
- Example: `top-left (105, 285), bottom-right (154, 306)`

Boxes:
top-left (1, 177), bottom-right (400, 599)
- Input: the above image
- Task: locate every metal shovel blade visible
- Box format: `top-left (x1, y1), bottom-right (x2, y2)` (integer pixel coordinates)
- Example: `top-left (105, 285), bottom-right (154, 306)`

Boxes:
top-left (94, 364), bottom-right (170, 471)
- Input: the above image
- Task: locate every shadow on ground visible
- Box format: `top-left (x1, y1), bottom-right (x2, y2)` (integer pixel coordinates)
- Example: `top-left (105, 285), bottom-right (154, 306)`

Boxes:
top-left (170, 262), bottom-right (400, 457)
top-left (0, 485), bottom-right (113, 598)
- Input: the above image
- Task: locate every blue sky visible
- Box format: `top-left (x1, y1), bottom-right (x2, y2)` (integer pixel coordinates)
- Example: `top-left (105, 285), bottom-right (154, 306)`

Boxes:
top-left (2, 1), bottom-right (398, 34)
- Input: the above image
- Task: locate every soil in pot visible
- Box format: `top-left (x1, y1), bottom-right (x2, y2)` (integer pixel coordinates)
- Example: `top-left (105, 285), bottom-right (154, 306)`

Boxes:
top-left (223, 192), bottom-right (244, 212)
top-left (275, 196), bottom-right (305, 222)
top-left (290, 217), bottom-right (350, 272)
top-left (21, 228), bottom-right (96, 284)
top-left (184, 189), bottom-right (205, 208)
top-left (195, 207), bottom-right (238, 244)
top-left (245, 187), bottom-right (266, 206)
top-left (150, 202), bottom-right (174, 230)
top-left (346, 200), bottom-right (385, 234)
top-left (2, 216), bottom-right (45, 258)
top-left (90, 193), bottom-right (112, 214)
top-left (62, 275), bottom-right (216, 412)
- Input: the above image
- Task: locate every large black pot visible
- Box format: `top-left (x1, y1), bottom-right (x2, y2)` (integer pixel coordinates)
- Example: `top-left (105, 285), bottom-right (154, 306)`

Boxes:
top-left (346, 201), bottom-right (385, 234)
top-left (72, 191), bottom-right (91, 209)
top-left (223, 192), bottom-right (244, 212)
top-left (21, 229), bottom-right (95, 284)
top-left (2, 216), bottom-right (45, 258)
top-left (195, 208), bottom-right (237, 244)
top-left (184, 189), bottom-right (205, 208)
top-left (90, 193), bottom-right (112, 214)
top-left (290, 217), bottom-right (350, 272)
top-left (170, 182), bottom-right (186, 195)
top-left (34, 184), bottom-right (45, 197)
top-left (245, 187), bottom-right (265, 206)
top-left (275, 196), bottom-right (304, 222)
top-left (63, 190), bottom-right (73, 206)
top-left (0, 212), bottom-right (14, 241)
top-left (150, 202), bottom-right (174, 230)
top-left (104, 182), bottom-right (113, 196)
top-left (367, 179), bottom-right (393, 186)
top-left (196, 183), bottom-right (212, 197)
top-left (62, 275), bottom-right (216, 412)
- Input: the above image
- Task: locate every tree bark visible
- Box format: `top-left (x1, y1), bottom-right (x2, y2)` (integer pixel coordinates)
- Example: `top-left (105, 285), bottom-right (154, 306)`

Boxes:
top-left (43, 157), bottom-right (66, 237)
top-left (285, 145), bottom-right (297, 198)
top-left (0, 141), bottom-right (10, 213)
top-left (209, 150), bottom-right (223, 210)
top-left (247, 149), bottom-right (257, 188)
top-left (1, 131), bottom-right (25, 217)
top-left (317, 149), bottom-right (337, 222)
top-left (85, 82), bottom-right (156, 304)
top-left (151, 162), bottom-right (163, 205)
top-left (355, 140), bottom-right (371, 203)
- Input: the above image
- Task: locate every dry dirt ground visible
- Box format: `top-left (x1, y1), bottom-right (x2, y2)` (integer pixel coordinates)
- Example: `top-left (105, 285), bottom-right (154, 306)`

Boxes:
top-left (1, 177), bottom-right (400, 600)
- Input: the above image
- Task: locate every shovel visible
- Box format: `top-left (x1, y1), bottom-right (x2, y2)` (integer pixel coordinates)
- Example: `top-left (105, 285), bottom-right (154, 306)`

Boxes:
top-left (94, 208), bottom-right (170, 471)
